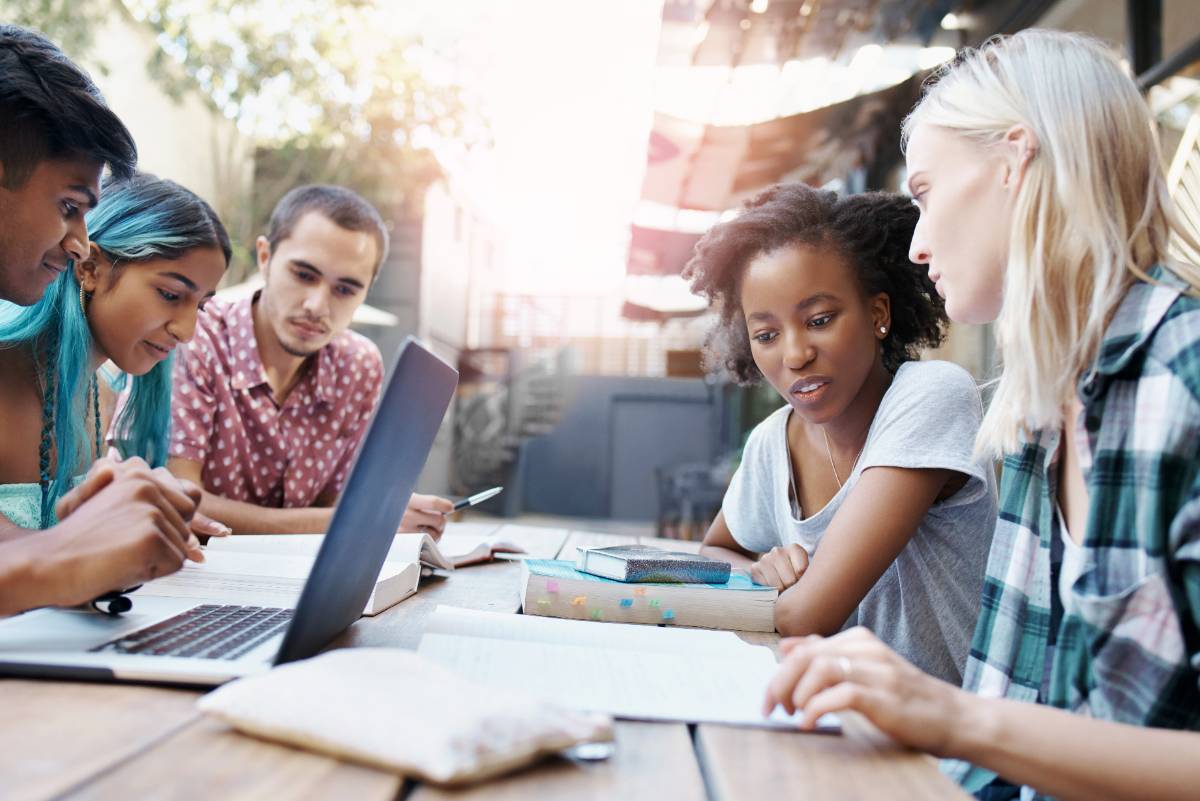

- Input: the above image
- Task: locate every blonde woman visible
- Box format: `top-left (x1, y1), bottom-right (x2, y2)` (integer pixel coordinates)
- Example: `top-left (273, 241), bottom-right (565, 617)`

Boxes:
top-left (763, 30), bottom-right (1200, 801)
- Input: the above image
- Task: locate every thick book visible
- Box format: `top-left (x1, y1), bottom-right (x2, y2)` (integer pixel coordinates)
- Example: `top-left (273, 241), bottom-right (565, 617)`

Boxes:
top-left (142, 550), bottom-right (420, 616)
top-left (575, 545), bottom-right (731, 583)
top-left (520, 559), bottom-right (777, 632)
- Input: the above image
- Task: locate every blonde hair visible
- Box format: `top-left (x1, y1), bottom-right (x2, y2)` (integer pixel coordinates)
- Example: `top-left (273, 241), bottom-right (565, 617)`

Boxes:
top-left (903, 29), bottom-right (1200, 456)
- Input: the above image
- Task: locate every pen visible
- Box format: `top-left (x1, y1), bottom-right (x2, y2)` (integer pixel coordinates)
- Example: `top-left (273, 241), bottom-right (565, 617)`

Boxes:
top-left (449, 486), bottom-right (504, 513)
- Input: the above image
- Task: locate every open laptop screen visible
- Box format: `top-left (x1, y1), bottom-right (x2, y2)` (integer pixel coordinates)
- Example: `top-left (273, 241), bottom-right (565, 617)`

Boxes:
top-left (273, 337), bottom-right (458, 664)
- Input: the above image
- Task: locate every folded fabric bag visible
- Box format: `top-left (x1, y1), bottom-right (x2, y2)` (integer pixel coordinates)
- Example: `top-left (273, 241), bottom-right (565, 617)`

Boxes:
top-left (197, 648), bottom-right (614, 785)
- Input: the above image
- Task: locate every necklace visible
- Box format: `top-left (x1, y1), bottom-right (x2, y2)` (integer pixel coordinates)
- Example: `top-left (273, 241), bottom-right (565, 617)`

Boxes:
top-left (821, 427), bottom-right (865, 488)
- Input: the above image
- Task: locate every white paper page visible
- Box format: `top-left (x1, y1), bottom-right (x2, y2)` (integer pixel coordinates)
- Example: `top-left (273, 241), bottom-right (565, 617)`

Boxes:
top-left (141, 551), bottom-right (411, 609)
top-left (139, 554), bottom-right (309, 608)
top-left (187, 550), bottom-right (318, 579)
top-left (205, 534), bottom-right (323, 557)
top-left (210, 533), bottom-right (451, 571)
top-left (435, 535), bottom-right (494, 562)
top-left (418, 632), bottom-right (811, 728)
top-left (487, 525), bottom-right (570, 559)
top-left (424, 606), bottom-right (747, 656)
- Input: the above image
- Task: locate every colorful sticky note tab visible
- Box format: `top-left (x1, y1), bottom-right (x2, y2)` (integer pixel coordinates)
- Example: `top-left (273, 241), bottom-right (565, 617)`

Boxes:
top-left (632, 587), bottom-right (647, 597)
top-left (590, 609), bottom-right (602, 620)
top-left (537, 598), bottom-right (551, 607)
top-left (662, 609), bottom-right (676, 621)
top-left (571, 596), bottom-right (587, 606)
top-left (546, 580), bottom-right (559, 593)
top-left (649, 598), bottom-right (661, 608)
top-left (619, 598), bottom-right (634, 608)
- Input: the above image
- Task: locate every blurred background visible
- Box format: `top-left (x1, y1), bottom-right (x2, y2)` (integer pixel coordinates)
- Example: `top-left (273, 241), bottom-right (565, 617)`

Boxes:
top-left (7, 0), bottom-right (1199, 535)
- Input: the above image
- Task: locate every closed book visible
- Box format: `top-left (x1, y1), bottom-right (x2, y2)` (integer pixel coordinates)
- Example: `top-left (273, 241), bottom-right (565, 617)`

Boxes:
top-left (520, 560), bottom-right (777, 632)
top-left (575, 545), bottom-right (731, 583)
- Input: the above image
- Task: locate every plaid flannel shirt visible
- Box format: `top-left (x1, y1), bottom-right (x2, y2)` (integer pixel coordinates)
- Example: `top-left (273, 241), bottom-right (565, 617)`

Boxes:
top-left (943, 265), bottom-right (1200, 800)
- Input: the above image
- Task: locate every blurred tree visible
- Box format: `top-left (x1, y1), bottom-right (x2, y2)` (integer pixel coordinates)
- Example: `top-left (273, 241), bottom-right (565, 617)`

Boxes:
top-left (124, 0), bottom-right (483, 278)
top-left (0, 0), bottom-right (108, 70)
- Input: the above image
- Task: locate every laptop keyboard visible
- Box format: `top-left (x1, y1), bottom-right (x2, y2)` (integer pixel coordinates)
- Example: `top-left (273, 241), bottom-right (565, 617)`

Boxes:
top-left (91, 604), bottom-right (293, 661)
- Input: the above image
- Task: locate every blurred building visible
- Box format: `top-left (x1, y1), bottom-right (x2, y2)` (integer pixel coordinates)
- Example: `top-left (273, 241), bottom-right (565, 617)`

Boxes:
top-left (415, 0), bottom-right (1200, 525)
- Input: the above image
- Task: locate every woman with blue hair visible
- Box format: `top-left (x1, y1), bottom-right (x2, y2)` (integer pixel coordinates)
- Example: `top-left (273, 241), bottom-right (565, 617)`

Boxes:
top-left (0, 172), bottom-right (229, 531)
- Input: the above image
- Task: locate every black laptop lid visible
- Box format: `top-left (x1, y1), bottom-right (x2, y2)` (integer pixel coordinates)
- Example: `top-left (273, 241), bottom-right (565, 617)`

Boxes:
top-left (274, 337), bottom-right (457, 664)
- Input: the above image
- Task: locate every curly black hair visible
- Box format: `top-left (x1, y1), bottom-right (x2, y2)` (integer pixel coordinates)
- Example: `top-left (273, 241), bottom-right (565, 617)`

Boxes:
top-left (682, 183), bottom-right (947, 384)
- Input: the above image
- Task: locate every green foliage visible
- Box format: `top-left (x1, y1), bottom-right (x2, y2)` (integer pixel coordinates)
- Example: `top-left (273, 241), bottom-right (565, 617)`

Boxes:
top-left (126, 0), bottom-right (484, 221)
top-left (0, 0), bottom-right (108, 71)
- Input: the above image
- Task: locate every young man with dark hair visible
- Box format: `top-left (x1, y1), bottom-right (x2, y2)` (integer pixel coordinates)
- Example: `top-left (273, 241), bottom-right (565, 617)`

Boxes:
top-left (168, 185), bottom-right (453, 534)
top-left (0, 24), bottom-right (137, 306)
top-left (0, 25), bottom-right (211, 615)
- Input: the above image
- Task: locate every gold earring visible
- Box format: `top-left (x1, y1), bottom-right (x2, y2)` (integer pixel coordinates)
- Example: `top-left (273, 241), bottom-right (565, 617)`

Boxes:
top-left (79, 284), bottom-right (89, 316)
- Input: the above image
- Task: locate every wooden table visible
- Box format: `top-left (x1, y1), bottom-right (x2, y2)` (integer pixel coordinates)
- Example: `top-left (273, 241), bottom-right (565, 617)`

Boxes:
top-left (0, 530), bottom-right (970, 801)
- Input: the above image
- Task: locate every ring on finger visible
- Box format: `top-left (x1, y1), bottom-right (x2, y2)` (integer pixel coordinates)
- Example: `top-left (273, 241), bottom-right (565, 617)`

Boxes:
top-left (836, 655), bottom-right (852, 683)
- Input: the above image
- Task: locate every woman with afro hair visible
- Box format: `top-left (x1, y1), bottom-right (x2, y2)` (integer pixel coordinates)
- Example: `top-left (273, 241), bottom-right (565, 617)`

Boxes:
top-left (687, 182), bottom-right (996, 685)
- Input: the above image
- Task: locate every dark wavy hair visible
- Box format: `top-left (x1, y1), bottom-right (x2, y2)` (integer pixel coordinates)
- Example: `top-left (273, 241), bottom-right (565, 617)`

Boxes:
top-left (683, 183), bottom-right (948, 384)
top-left (0, 25), bottom-right (136, 188)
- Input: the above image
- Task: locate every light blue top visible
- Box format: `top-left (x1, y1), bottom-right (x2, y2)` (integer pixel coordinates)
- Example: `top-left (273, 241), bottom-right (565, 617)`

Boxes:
top-left (0, 482), bottom-right (47, 529)
top-left (0, 475), bottom-right (86, 530)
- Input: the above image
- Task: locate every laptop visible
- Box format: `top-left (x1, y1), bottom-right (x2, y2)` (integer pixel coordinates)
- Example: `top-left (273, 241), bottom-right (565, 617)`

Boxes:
top-left (0, 337), bottom-right (457, 686)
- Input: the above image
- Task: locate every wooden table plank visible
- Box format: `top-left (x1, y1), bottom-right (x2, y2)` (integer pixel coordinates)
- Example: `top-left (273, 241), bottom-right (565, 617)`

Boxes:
top-left (695, 715), bottom-right (971, 801)
top-left (410, 721), bottom-right (705, 801)
top-left (62, 716), bottom-right (400, 801)
top-left (0, 679), bottom-right (200, 801)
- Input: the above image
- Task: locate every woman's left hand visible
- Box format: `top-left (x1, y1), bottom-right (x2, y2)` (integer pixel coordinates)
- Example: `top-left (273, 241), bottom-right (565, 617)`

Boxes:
top-left (765, 626), bottom-right (971, 757)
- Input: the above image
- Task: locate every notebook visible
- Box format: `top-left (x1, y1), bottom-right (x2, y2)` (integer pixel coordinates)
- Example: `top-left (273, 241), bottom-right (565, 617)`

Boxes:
top-left (416, 606), bottom-right (838, 730)
top-left (574, 545), bottom-right (731, 583)
top-left (520, 559), bottom-right (777, 632)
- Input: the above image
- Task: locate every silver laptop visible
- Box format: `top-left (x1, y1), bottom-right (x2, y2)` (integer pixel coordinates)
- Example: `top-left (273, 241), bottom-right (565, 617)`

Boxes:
top-left (0, 337), bottom-right (457, 686)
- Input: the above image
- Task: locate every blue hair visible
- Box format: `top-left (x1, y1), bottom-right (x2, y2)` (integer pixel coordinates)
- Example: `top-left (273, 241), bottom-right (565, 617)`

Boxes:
top-left (0, 172), bottom-right (230, 526)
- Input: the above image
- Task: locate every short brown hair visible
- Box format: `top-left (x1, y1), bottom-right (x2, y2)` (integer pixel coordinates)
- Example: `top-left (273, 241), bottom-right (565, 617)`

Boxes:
top-left (265, 185), bottom-right (389, 276)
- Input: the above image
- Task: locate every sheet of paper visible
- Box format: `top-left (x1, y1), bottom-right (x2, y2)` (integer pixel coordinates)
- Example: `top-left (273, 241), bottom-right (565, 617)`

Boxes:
top-left (418, 614), bottom-right (823, 728)
top-left (424, 607), bottom-right (751, 657)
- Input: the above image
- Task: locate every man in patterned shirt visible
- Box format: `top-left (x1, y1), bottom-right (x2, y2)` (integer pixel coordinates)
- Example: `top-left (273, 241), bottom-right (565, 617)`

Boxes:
top-left (167, 185), bottom-right (452, 535)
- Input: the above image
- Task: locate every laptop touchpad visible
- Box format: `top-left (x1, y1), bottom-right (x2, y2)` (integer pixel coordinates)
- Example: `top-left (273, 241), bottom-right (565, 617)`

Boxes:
top-left (0, 597), bottom-right (195, 652)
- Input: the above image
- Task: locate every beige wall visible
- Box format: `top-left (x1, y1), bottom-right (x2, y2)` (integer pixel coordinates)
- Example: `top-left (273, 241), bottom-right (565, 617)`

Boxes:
top-left (81, 3), bottom-right (253, 247)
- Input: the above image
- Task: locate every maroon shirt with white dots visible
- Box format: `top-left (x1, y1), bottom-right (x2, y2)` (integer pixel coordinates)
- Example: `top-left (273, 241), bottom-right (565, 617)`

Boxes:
top-left (170, 293), bottom-right (383, 507)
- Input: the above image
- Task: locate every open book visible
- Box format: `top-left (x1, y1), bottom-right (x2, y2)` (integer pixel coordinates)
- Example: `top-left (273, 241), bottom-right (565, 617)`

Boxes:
top-left (417, 606), bottom-right (839, 730)
top-left (141, 550), bottom-right (420, 616)
top-left (207, 530), bottom-right (534, 570)
top-left (209, 532), bottom-right (450, 570)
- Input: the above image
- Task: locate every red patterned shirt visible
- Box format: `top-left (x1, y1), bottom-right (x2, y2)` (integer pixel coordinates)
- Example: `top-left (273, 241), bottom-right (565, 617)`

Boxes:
top-left (170, 293), bottom-right (383, 507)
